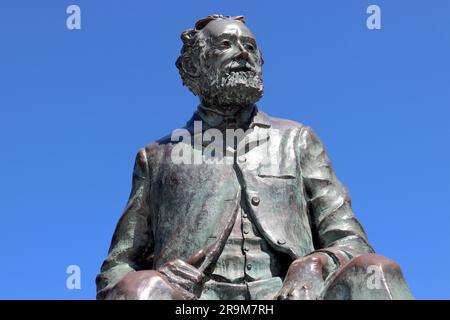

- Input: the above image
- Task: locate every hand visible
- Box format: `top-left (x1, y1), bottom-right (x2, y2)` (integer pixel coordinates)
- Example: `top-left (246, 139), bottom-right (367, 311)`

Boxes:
top-left (157, 249), bottom-right (206, 297)
top-left (102, 249), bottom-right (206, 300)
top-left (276, 252), bottom-right (330, 300)
top-left (102, 269), bottom-right (197, 300)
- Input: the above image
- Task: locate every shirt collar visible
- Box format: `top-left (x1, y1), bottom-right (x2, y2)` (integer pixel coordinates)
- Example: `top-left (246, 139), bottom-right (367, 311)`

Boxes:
top-left (185, 105), bottom-right (271, 133)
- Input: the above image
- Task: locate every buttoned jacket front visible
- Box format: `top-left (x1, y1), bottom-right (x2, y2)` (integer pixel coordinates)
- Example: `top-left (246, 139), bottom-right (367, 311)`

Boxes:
top-left (96, 108), bottom-right (374, 294)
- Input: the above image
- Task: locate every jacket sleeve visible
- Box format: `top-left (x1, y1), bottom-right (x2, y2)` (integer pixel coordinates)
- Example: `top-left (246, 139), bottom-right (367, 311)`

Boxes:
top-left (95, 148), bottom-right (154, 299)
top-left (299, 126), bottom-right (374, 268)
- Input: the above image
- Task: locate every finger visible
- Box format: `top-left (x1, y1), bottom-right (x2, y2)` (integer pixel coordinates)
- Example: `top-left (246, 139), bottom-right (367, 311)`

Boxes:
top-left (287, 288), bottom-right (302, 300)
top-left (168, 259), bottom-right (205, 283)
top-left (303, 289), bottom-right (315, 300)
top-left (277, 293), bottom-right (289, 300)
top-left (159, 268), bottom-right (193, 291)
top-left (173, 259), bottom-right (204, 279)
top-left (187, 249), bottom-right (206, 267)
top-left (276, 286), bottom-right (291, 300)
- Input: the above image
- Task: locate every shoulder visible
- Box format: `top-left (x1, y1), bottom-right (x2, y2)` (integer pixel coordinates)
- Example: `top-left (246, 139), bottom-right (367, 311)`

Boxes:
top-left (261, 112), bottom-right (324, 149)
top-left (136, 130), bottom-right (184, 167)
top-left (256, 109), bottom-right (305, 131)
top-left (268, 115), bottom-right (305, 130)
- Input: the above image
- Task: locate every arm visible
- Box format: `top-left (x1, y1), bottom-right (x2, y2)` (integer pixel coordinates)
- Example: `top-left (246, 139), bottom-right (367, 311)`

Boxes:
top-left (277, 126), bottom-right (374, 300)
top-left (95, 148), bottom-right (154, 299)
top-left (299, 126), bottom-right (374, 270)
top-left (96, 148), bottom-right (205, 300)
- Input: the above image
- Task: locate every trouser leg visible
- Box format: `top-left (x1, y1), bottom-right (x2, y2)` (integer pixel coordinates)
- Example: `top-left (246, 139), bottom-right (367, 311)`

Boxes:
top-left (321, 254), bottom-right (414, 300)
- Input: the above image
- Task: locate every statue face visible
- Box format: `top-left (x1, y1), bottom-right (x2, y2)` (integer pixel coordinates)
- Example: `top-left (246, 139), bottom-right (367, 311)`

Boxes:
top-left (201, 19), bottom-right (262, 77)
top-left (197, 19), bottom-right (264, 109)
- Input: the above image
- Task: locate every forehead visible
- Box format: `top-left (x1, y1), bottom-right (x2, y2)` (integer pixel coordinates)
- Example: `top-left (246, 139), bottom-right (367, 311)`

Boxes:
top-left (201, 19), bottom-right (255, 40)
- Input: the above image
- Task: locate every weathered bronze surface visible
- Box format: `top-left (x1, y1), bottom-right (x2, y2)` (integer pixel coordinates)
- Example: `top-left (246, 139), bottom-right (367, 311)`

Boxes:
top-left (96, 14), bottom-right (413, 300)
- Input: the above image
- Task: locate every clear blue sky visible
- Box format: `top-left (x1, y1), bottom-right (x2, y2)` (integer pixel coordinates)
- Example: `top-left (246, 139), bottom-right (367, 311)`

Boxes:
top-left (0, 0), bottom-right (449, 299)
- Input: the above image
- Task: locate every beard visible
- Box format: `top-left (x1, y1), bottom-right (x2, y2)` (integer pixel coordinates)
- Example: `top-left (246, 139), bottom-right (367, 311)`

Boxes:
top-left (198, 68), bottom-right (263, 110)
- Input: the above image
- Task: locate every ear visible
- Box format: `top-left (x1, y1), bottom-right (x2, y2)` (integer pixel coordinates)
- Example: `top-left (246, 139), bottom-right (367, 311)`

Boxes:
top-left (178, 29), bottom-right (201, 77)
top-left (180, 55), bottom-right (200, 78)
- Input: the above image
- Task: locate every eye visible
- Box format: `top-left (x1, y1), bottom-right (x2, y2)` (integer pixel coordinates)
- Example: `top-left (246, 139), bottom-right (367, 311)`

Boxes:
top-left (245, 44), bottom-right (255, 52)
top-left (220, 40), bottom-right (232, 48)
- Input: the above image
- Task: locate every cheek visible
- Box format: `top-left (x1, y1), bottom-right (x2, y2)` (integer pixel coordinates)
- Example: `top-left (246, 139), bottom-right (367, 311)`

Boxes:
top-left (205, 50), bottom-right (233, 69)
top-left (205, 48), bottom-right (225, 60)
top-left (204, 49), bottom-right (222, 67)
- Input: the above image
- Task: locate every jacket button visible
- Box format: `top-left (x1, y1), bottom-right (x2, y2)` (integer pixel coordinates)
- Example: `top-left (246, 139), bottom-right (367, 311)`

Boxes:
top-left (251, 196), bottom-right (260, 206)
top-left (277, 239), bottom-right (286, 245)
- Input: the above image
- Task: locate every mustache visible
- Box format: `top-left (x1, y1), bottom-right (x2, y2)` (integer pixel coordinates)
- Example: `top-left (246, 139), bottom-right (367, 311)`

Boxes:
top-left (223, 61), bottom-right (257, 73)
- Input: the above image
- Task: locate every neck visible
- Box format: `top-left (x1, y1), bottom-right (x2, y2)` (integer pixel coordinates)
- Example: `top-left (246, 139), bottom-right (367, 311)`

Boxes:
top-left (200, 100), bottom-right (249, 116)
top-left (197, 102), bottom-right (255, 130)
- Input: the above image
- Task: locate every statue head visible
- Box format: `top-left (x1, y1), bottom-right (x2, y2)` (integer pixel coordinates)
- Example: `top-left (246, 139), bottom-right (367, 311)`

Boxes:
top-left (176, 14), bottom-right (264, 112)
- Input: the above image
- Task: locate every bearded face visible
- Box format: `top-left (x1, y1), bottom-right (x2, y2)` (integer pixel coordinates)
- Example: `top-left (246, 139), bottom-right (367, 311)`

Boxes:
top-left (178, 18), bottom-right (264, 112)
top-left (198, 54), bottom-right (264, 108)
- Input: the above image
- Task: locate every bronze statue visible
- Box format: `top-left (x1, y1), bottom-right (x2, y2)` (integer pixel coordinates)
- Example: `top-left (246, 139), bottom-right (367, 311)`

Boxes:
top-left (96, 14), bottom-right (413, 300)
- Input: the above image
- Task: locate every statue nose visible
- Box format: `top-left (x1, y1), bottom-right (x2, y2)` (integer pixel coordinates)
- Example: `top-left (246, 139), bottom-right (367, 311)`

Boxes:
top-left (236, 45), bottom-right (250, 61)
top-left (238, 50), bottom-right (249, 60)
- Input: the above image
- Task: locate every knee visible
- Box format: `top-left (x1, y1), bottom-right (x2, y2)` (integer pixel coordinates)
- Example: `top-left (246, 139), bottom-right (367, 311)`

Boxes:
top-left (345, 254), bottom-right (402, 274)
top-left (322, 253), bottom-right (413, 300)
top-left (113, 270), bottom-right (167, 299)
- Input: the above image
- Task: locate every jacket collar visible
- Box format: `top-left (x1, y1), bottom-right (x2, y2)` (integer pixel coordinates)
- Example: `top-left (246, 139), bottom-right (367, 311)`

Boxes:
top-left (185, 105), bottom-right (271, 133)
top-left (250, 108), bottom-right (271, 128)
